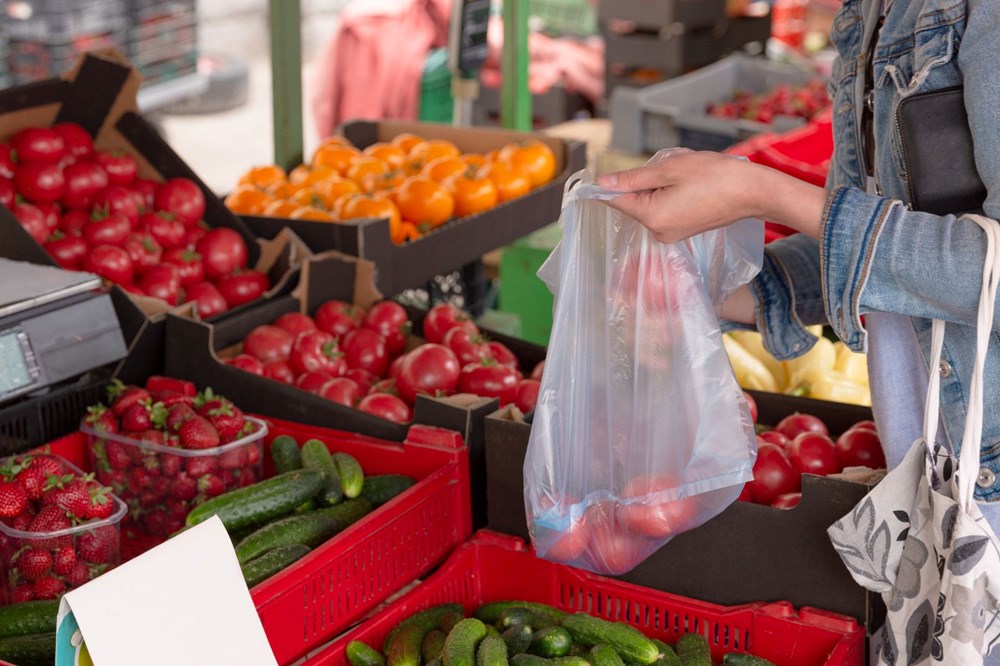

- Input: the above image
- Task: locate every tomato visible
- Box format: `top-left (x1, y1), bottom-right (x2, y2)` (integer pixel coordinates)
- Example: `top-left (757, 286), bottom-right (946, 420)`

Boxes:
top-left (443, 170), bottom-right (498, 217)
top-left (183, 225), bottom-right (206, 249)
top-left (197, 228), bottom-right (250, 279)
top-left (617, 475), bottom-right (699, 539)
top-left (13, 202), bottom-right (49, 243)
top-left (160, 248), bottom-right (203, 285)
top-left (788, 432), bottom-right (842, 476)
top-left (60, 160), bottom-right (108, 209)
top-left (423, 303), bottom-right (477, 344)
top-left (396, 344), bottom-right (461, 404)
top-left (15, 162), bottom-right (64, 203)
top-left (131, 178), bottom-right (159, 211)
top-left (362, 301), bottom-right (411, 357)
top-left (315, 300), bottom-right (366, 337)
top-left (83, 244), bottom-right (134, 284)
top-left (50, 124), bottom-right (92, 162)
top-left (346, 156), bottom-right (390, 185)
top-left (395, 176), bottom-right (454, 229)
top-left (35, 202), bottom-right (61, 233)
top-left (771, 493), bottom-right (802, 510)
top-left (142, 211), bottom-right (186, 249)
top-left (776, 413), bottom-right (829, 440)
top-left (243, 325), bottom-right (294, 363)
top-left (338, 193), bottom-right (401, 229)
top-left (388, 354), bottom-right (407, 380)
top-left (345, 368), bottom-right (378, 393)
top-left (265, 314), bottom-right (312, 339)
top-left (319, 378), bottom-right (363, 407)
top-left (835, 427), bottom-right (887, 469)
top-left (498, 141), bottom-right (557, 187)
top-left (486, 342), bottom-right (520, 371)
top-left (155, 178), bottom-right (205, 226)
top-left (736, 485), bottom-right (752, 502)
top-left (45, 233), bottom-right (88, 269)
top-left (407, 139), bottom-right (461, 164)
top-left (140, 264), bottom-right (181, 305)
top-left (443, 327), bottom-right (491, 365)
top-left (59, 209), bottom-right (90, 236)
top-left (12, 128), bottom-right (65, 164)
top-left (530, 360), bottom-right (545, 381)
top-left (341, 329), bottom-right (390, 377)
top-left (368, 378), bottom-right (400, 396)
top-left (240, 164), bottom-right (287, 190)
top-left (120, 283), bottom-right (146, 296)
top-left (459, 360), bottom-right (520, 404)
top-left (262, 360), bottom-right (296, 384)
top-left (295, 370), bottom-right (337, 394)
top-left (225, 354), bottom-right (264, 375)
top-left (746, 443), bottom-right (800, 505)
top-left (391, 133), bottom-right (424, 154)
top-left (94, 186), bottom-right (140, 227)
top-left (311, 143), bottom-right (360, 175)
top-left (357, 393), bottom-right (411, 423)
top-left (94, 151), bottom-right (137, 186)
top-left (363, 142), bottom-right (407, 168)
top-left (289, 330), bottom-right (347, 377)
top-left (0, 177), bottom-right (13, 209)
top-left (514, 379), bottom-right (540, 413)
top-left (851, 419), bottom-right (878, 433)
top-left (757, 430), bottom-right (791, 451)
top-left (124, 232), bottom-right (162, 273)
top-left (182, 282), bottom-right (228, 319)
top-left (0, 144), bottom-right (14, 180)
top-left (584, 501), bottom-right (642, 575)
top-left (743, 391), bottom-right (758, 423)
top-left (215, 270), bottom-right (269, 308)
top-left (83, 212), bottom-right (131, 247)
top-left (538, 518), bottom-right (588, 563)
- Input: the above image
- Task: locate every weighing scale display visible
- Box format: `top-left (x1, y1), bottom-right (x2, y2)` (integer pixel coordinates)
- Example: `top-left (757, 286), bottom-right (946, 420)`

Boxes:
top-left (0, 331), bottom-right (33, 394)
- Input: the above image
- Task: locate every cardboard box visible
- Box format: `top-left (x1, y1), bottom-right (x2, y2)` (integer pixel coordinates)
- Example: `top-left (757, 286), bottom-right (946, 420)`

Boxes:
top-left (485, 390), bottom-right (885, 633)
top-left (241, 121), bottom-right (586, 297)
top-left (0, 52), bottom-right (309, 347)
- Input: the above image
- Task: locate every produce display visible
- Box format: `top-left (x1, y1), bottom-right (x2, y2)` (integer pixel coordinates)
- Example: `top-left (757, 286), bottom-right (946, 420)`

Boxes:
top-left (0, 451), bottom-right (125, 606)
top-left (80, 377), bottom-right (267, 537)
top-left (1, 123), bottom-right (269, 317)
top-left (226, 301), bottom-right (544, 423)
top-left (0, 599), bottom-right (57, 665)
top-left (225, 134), bottom-right (558, 244)
top-left (706, 80), bottom-right (830, 124)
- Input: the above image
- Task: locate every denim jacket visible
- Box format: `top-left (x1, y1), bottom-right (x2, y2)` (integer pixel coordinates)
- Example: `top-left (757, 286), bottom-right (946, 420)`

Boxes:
top-left (748, 0), bottom-right (1000, 500)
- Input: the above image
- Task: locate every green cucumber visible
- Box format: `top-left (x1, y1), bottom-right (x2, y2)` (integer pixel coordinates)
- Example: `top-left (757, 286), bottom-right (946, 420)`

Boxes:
top-left (0, 632), bottom-right (55, 666)
top-left (240, 544), bottom-right (311, 587)
top-left (348, 641), bottom-right (387, 666)
top-left (295, 498), bottom-right (318, 513)
top-left (476, 602), bottom-right (566, 627)
top-left (528, 627), bottom-right (572, 658)
top-left (675, 634), bottom-right (710, 666)
top-left (384, 604), bottom-right (464, 653)
top-left (428, 660), bottom-right (443, 666)
top-left (309, 497), bottom-right (374, 531)
top-left (502, 625), bottom-right (533, 655)
top-left (423, 630), bottom-right (448, 662)
top-left (301, 438), bottom-right (344, 505)
top-left (588, 645), bottom-right (625, 666)
top-left (333, 451), bottom-right (365, 498)
top-left (443, 618), bottom-right (488, 666)
top-left (478, 633), bottom-right (510, 666)
top-left (235, 513), bottom-right (340, 563)
top-left (361, 474), bottom-right (416, 507)
top-left (388, 624), bottom-right (428, 666)
top-left (498, 608), bottom-right (547, 631)
top-left (511, 655), bottom-right (590, 666)
top-left (560, 615), bottom-right (658, 666)
top-left (271, 435), bottom-right (302, 474)
top-left (651, 641), bottom-right (681, 666)
top-left (485, 625), bottom-right (501, 639)
top-left (185, 469), bottom-right (324, 531)
top-left (0, 601), bottom-right (58, 639)
top-left (440, 611), bottom-right (468, 634)
top-left (567, 645), bottom-right (588, 658)
top-left (722, 654), bottom-right (775, 666)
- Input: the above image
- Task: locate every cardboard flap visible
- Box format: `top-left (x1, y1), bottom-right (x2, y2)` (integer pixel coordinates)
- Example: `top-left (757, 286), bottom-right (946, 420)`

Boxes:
top-left (298, 252), bottom-right (384, 312)
top-left (56, 51), bottom-right (139, 139)
top-left (491, 404), bottom-right (528, 423)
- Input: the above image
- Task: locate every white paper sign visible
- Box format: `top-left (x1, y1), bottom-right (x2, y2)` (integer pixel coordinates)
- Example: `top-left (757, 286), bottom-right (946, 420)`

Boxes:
top-left (55, 517), bottom-right (278, 666)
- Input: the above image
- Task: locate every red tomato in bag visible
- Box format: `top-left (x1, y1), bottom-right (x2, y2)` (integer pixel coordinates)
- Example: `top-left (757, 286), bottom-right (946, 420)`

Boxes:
top-left (537, 516), bottom-right (588, 563)
top-left (617, 475), bottom-right (699, 539)
top-left (585, 501), bottom-right (644, 575)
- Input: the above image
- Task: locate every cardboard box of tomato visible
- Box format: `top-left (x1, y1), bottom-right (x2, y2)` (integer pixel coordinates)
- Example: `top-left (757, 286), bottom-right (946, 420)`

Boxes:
top-left (240, 120), bottom-right (586, 298)
top-left (0, 51), bottom-right (308, 347)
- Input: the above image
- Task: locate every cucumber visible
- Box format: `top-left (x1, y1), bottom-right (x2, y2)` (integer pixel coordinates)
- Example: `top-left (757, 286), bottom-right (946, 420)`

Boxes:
top-left (443, 618), bottom-right (488, 666)
top-left (651, 641), bottom-right (681, 666)
top-left (476, 602), bottom-right (567, 627)
top-left (309, 497), bottom-right (374, 531)
top-left (478, 633), bottom-right (510, 666)
top-left (485, 625), bottom-right (501, 639)
top-left (567, 645), bottom-right (588, 658)
top-left (295, 498), bottom-right (318, 513)
top-left (388, 624), bottom-right (427, 666)
top-left (333, 451), bottom-right (365, 498)
top-left (235, 513), bottom-right (340, 563)
top-left (240, 544), bottom-right (311, 587)
top-left (588, 645), bottom-right (625, 666)
top-left (362, 474), bottom-right (416, 507)
top-left (498, 608), bottom-right (545, 631)
top-left (0, 632), bottom-right (55, 666)
top-left (0, 601), bottom-right (58, 639)
top-left (301, 438), bottom-right (344, 505)
top-left (675, 634), bottom-right (711, 666)
top-left (348, 641), bottom-right (387, 666)
top-left (722, 654), bottom-right (775, 666)
top-left (428, 660), bottom-right (443, 666)
top-left (502, 625), bottom-right (533, 655)
top-left (423, 630), bottom-right (448, 662)
top-left (271, 435), bottom-right (302, 474)
top-left (528, 627), bottom-right (572, 658)
top-left (384, 604), bottom-right (464, 653)
top-left (560, 615), bottom-right (658, 666)
top-left (186, 469), bottom-right (324, 531)
top-left (511, 655), bottom-right (590, 666)
top-left (440, 611), bottom-right (467, 634)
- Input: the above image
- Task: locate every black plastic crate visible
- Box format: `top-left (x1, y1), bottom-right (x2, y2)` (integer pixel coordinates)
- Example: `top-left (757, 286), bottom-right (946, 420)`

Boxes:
top-left (598, 0), bottom-right (726, 30)
top-left (473, 85), bottom-right (592, 129)
top-left (6, 29), bottom-right (125, 83)
top-left (124, 0), bottom-right (196, 85)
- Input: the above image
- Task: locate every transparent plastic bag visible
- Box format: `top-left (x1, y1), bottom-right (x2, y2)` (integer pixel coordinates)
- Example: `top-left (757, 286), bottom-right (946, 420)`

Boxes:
top-left (524, 153), bottom-right (764, 575)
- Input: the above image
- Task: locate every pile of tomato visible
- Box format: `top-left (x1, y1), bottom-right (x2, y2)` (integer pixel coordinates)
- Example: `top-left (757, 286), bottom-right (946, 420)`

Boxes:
top-left (706, 79), bottom-right (830, 124)
top-left (225, 133), bottom-right (558, 245)
top-left (1, 123), bottom-right (267, 317)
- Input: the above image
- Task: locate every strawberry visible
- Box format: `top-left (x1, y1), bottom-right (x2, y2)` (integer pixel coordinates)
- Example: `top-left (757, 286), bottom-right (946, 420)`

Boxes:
top-left (178, 417), bottom-right (220, 450)
top-left (28, 455), bottom-right (63, 477)
top-left (197, 474), bottom-right (225, 498)
top-left (86, 483), bottom-right (115, 520)
top-left (28, 505), bottom-right (70, 532)
top-left (141, 452), bottom-right (161, 476)
top-left (149, 476), bottom-right (170, 499)
top-left (85, 404), bottom-right (119, 434)
top-left (139, 491), bottom-right (159, 507)
top-left (33, 575), bottom-right (66, 600)
top-left (165, 497), bottom-right (190, 522)
top-left (12, 584), bottom-right (34, 603)
top-left (158, 393), bottom-right (194, 408)
top-left (144, 509), bottom-right (170, 536)
top-left (218, 446), bottom-right (248, 470)
top-left (107, 380), bottom-right (150, 417)
top-left (17, 548), bottom-right (53, 581)
top-left (238, 471), bottom-right (257, 488)
top-left (207, 403), bottom-right (245, 441)
top-left (2, 510), bottom-right (33, 532)
top-left (53, 546), bottom-right (76, 575)
top-left (246, 444), bottom-right (262, 468)
top-left (166, 517), bottom-right (186, 535)
top-left (169, 475), bottom-right (197, 501)
top-left (145, 376), bottom-right (196, 397)
top-left (139, 429), bottom-right (167, 447)
top-left (66, 561), bottom-right (91, 587)
top-left (15, 465), bottom-right (48, 501)
top-left (78, 527), bottom-right (115, 564)
top-left (166, 403), bottom-right (197, 432)
top-left (194, 387), bottom-right (229, 415)
top-left (160, 450), bottom-right (182, 478)
top-left (105, 442), bottom-right (134, 471)
top-left (48, 479), bottom-right (91, 522)
top-left (127, 468), bottom-right (150, 495)
top-left (120, 403), bottom-right (152, 432)
top-left (0, 481), bottom-right (28, 518)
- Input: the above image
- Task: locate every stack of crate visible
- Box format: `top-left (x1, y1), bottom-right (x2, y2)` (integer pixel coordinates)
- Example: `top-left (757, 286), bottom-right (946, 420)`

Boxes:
top-left (124, 0), bottom-right (197, 87)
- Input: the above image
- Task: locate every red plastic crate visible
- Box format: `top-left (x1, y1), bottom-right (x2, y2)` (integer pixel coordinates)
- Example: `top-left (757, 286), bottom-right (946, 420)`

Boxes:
top-left (304, 531), bottom-right (864, 666)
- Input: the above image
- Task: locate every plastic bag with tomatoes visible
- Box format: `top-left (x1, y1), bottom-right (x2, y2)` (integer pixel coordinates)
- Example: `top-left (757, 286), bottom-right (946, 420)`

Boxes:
top-left (525, 154), bottom-right (764, 575)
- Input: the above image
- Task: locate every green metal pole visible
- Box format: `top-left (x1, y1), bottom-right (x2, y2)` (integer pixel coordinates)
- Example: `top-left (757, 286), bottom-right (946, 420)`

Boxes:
top-left (268, 0), bottom-right (304, 169)
top-left (501, 0), bottom-right (531, 131)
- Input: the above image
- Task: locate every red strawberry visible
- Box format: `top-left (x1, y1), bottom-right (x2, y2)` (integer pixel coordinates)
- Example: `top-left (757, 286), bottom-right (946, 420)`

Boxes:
top-left (169, 475), bottom-right (197, 501)
top-left (139, 429), bottom-right (167, 447)
top-left (197, 474), bottom-right (225, 497)
top-left (206, 404), bottom-right (245, 441)
top-left (12, 584), bottom-right (34, 603)
top-left (0, 481), bottom-right (28, 517)
top-left (246, 444), bottom-right (262, 468)
top-left (3, 510), bottom-right (33, 532)
top-left (17, 548), bottom-right (53, 581)
top-left (194, 388), bottom-right (231, 416)
top-left (218, 446), bottom-right (248, 470)
top-left (166, 517), bottom-right (186, 535)
top-left (105, 442), bottom-right (134, 470)
top-left (178, 417), bottom-right (220, 450)
top-left (145, 376), bottom-right (196, 397)
top-left (238, 472), bottom-right (257, 488)
top-left (186, 456), bottom-right (217, 477)
top-left (166, 403), bottom-right (197, 432)
top-left (158, 392), bottom-right (195, 408)
top-left (144, 509), bottom-right (170, 536)
top-left (127, 468), bottom-right (150, 495)
top-left (149, 476), bottom-right (170, 498)
top-left (141, 452), bottom-right (161, 476)
top-left (29, 505), bottom-right (71, 533)
top-left (84, 404), bottom-right (118, 433)
top-left (165, 497), bottom-right (189, 522)
top-left (160, 450), bottom-right (182, 478)
top-left (15, 465), bottom-right (47, 501)
top-left (28, 455), bottom-right (63, 477)
top-left (33, 575), bottom-right (66, 600)
top-left (120, 403), bottom-right (152, 432)
top-left (86, 483), bottom-right (115, 520)
top-left (53, 546), bottom-right (76, 575)
top-left (107, 380), bottom-right (151, 417)
top-left (139, 491), bottom-right (159, 507)
top-left (67, 561), bottom-right (91, 587)
top-left (48, 479), bottom-right (91, 522)
top-left (78, 527), bottom-right (115, 564)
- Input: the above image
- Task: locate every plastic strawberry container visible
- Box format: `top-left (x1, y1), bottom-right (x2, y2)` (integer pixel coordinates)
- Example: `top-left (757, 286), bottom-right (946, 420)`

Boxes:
top-left (80, 416), bottom-right (268, 537)
top-left (0, 455), bottom-right (127, 606)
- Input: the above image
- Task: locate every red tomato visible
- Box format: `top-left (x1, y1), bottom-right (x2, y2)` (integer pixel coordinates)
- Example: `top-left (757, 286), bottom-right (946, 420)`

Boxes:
top-left (15, 162), bottom-right (64, 204)
top-left (315, 300), bottom-right (366, 337)
top-left (746, 443), bottom-right (800, 505)
top-left (154, 177), bottom-right (205, 226)
top-left (788, 432), bottom-right (842, 476)
top-left (443, 327), bottom-right (491, 365)
top-left (835, 427), bottom-right (887, 469)
top-left (736, 485), bottom-right (752, 502)
top-left (60, 209), bottom-right (90, 236)
top-left (262, 360), bottom-right (295, 384)
top-left (757, 430), bottom-right (791, 450)
top-left (35, 201), bottom-right (61, 232)
top-left (357, 393), bottom-right (411, 423)
top-left (771, 493), bottom-right (802, 510)
top-left (52, 123), bottom-right (93, 161)
top-left (13, 202), bottom-right (49, 243)
top-left (215, 270), bottom-right (268, 308)
top-left (423, 303), bottom-right (477, 344)
top-left (0, 144), bottom-right (14, 179)
top-left (183, 225), bottom-right (206, 250)
top-left (197, 228), bottom-right (249, 279)
top-left (124, 232), bottom-right (162, 273)
top-left (94, 151), bottom-right (137, 186)
top-left (345, 368), bottom-right (377, 393)
top-left (60, 160), bottom-right (108, 209)
top-left (395, 344), bottom-right (462, 404)
top-left (183, 282), bottom-right (228, 319)
top-left (530, 361), bottom-right (545, 381)
top-left (142, 211), bottom-right (186, 250)
top-left (486, 341), bottom-right (520, 371)
top-left (319, 378), bottom-right (363, 407)
top-left (342, 329), bottom-right (390, 377)
top-left (225, 354), bottom-right (264, 375)
top-left (131, 178), bottom-right (159, 211)
top-left (0, 177), bottom-right (14, 209)
top-left (289, 330), bottom-right (346, 377)
top-left (12, 128), bottom-right (65, 163)
top-left (295, 370), bottom-right (337, 394)
top-left (243, 325), bottom-right (294, 363)
top-left (83, 244), bottom-right (134, 284)
top-left (162, 248), bottom-right (204, 286)
top-left (776, 412), bottom-right (829, 440)
top-left (617, 475), bottom-right (699, 539)
top-left (120, 283), bottom-right (146, 296)
top-left (388, 353), bottom-right (408, 380)
top-left (514, 379), bottom-right (540, 413)
top-left (94, 186), bottom-right (140, 227)
top-left (851, 419), bottom-right (878, 433)
top-left (584, 501), bottom-right (641, 575)
top-left (743, 391), bottom-right (758, 423)
top-left (368, 378), bottom-right (400, 396)
top-left (273, 312), bottom-right (317, 337)
top-left (362, 301), bottom-right (411, 357)
top-left (458, 360), bottom-right (519, 404)
top-left (538, 518), bottom-right (588, 563)
top-left (45, 233), bottom-right (88, 269)
top-left (83, 212), bottom-right (131, 247)
top-left (140, 264), bottom-right (181, 305)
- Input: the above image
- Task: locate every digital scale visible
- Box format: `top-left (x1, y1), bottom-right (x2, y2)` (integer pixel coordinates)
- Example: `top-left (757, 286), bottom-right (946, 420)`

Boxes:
top-left (0, 259), bottom-right (127, 406)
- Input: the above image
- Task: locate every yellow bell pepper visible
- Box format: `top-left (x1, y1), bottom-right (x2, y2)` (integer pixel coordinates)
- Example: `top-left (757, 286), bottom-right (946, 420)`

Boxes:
top-left (728, 330), bottom-right (788, 391)
top-left (787, 367), bottom-right (870, 406)
top-left (835, 343), bottom-right (869, 386)
top-left (784, 336), bottom-right (837, 384)
top-left (723, 335), bottom-right (779, 392)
